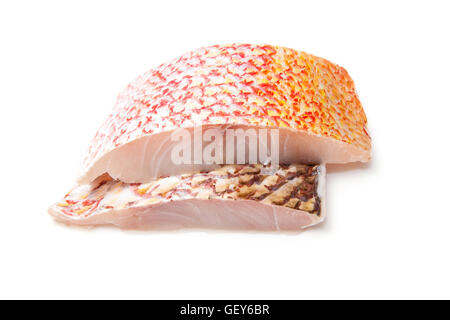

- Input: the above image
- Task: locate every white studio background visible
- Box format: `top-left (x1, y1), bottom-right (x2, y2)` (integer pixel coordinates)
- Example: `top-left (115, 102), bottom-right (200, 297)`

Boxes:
top-left (0, 0), bottom-right (449, 299)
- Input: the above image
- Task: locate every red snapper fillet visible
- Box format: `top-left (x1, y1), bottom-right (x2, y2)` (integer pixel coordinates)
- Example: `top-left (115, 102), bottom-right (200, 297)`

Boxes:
top-left (50, 164), bottom-right (326, 230)
top-left (49, 44), bottom-right (370, 231)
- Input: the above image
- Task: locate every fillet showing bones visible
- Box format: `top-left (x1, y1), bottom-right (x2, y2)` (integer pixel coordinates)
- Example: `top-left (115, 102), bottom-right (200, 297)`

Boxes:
top-left (49, 44), bottom-right (371, 231)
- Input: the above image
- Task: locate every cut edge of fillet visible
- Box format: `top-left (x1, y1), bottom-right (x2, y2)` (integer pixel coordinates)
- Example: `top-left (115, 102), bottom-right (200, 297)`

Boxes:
top-left (78, 125), bottom-right (367, 185)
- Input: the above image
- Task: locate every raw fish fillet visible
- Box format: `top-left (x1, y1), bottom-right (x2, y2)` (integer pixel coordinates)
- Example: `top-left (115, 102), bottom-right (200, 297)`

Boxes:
top-left (79, 44), bottom-right (370, 184)
top-left (49, 44), bottom-right (370, 231)
top-left (50, 164), bottom-right (326, 230)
